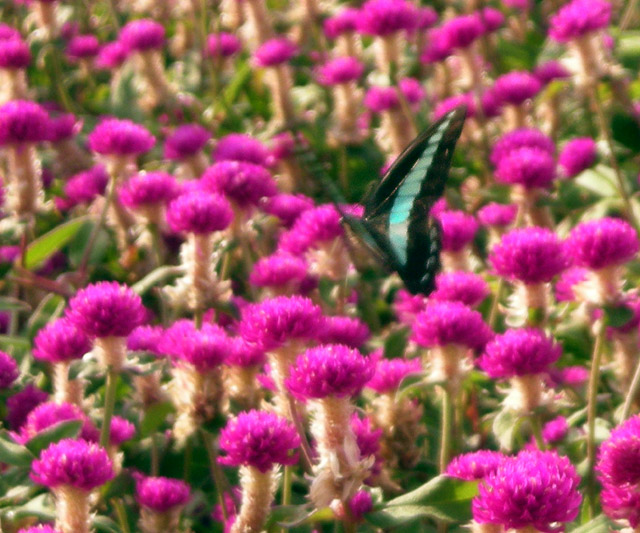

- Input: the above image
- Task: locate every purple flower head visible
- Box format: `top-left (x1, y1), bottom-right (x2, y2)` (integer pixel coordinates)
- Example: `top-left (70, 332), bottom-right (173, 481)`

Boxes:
top-left (534, 61), bottom-right (571, 85)
top-left (348, 490), bottom-right (373, 520)
top-left (119, 171), bottom-right (179, 209)
top-left (479, 7), bottom-right (505, 33)
top-left (492, 71), bottom-right (541, 107)
top-left (490, 128), bottom-right (555, 167)
top-left (415, 6), bottom-right (438, 29)
top-left (67, 281), bottom-right (146, 338)
top-left (477, 203), bottom-right (517, 228)
top-left (478, 328), bottom-right (561, 378)
top-left (219, 410), bottom-right (300, 472)
top-left (433, 93), bottom-right (475, 120)
top-left (0, 38), bottom-right (31, 69)
top-left (286, 344), bottom-right (374, 399)
top-left (352, 414), bottom-right (383, 476)
top-left (357, 0), bottom-right (417, 36)
top-left (0, 246), bottom-right (19, 264)
top-left (262, 193), bottom-right (314, 228)
top-left (324, 8), bottom-right (360, 38)
top-left (31, 438), bottom-right (114, 490)
top-left (490, 227), bottom-right (568, 284)
top-left (442, 14), bottom-right (484, 49)
top-left (7, 385), bottom-right (48, 430)
top-left (88, 118), bottom-right (154, 156)
top-left (495, 147), bottom-right (556, 189)
top-left (18, 526), bottom-right (61, 533)
top-left (366, 357), bottom-right (422, 393)
top-left (601, 484), bottom-right (640, 527)
top-left (127, 325), bottom-right (165, 354)
top-left (393, 290), bottom-right (427, 324)
top-left (0, 350), bottom-right (18, 388)
top-left (201, 161), bottom-right (277, 208)
top-left (253, 37), bottom-right (298, 67)
top-left (33, 318), bottom-right (91, 363)
top-left (542, 416), bottom-right (569, 444)
top-left (547, 365), bottom-right (589, 388)
top-left (135, 474), bottom-right (190, 511)
top-left (166, 190), bottom-right (233, 234)
top-left (96, 41), bottom-right (129, 69)
top-left (435, 210), bottom-right (478, 252)
top-left (58, 165), bottom-right (109, 210)
top-left (472, 450), bottom-right (581, 532)
top-left (566, 217), bottom-right (639, 270)
top-left (213, 133), bottom-right (272, 167)
top-left (164, 124), bottom-right (210, 160)
top-left (412, 301), bottom-right (492, 350)
top-left (549, 0), bottom-right (611, 43)
top-left (0, 24), bottom-right (20, 41)
top-left (269, 132), bottom-right (296, 160)
top-left (110, 416), bottom-right (135, 445)
top-left (597, 415), bottom-right (640, 488)
top-left (206, 32), bottom-right (242, 58)
top-left (0, 100), bottom-right (49, 145)
top-left (317, 316), bottom-right (370, 348)
top-left (558, 137), bottom-right (597, 178)
top-left (161, 321), bottom-right (231, 372)
top-left (239, 295), bottom-right (322, 351)
top-left (47, 112), bottom-right (81, 143)
top-left (554, 266), bottom-right (589, 302)
top-left (446, 450), bottom-right (507, 480)
top-left (119, 19), bottom-right (165, 51)
top-left (225, 338), bottom-right (265, 368)
top-left (364, 86), bottom-right (400, 113)
top-left (420, 28), bottom-right (453, 64)
top-left (278, 204), bottom-right (347, 254)
top-left (431, 271), bottom-right (490, 307)
top-left (249, 253), bottom-right (308, 289)
top-left (20, 401), bottom-right (98, 443)
top-left (316, 56), bottom-right (364, 86)
top-left (503, 0), bottom-right (530, 8)
top-left (66, 34), bottom-right (100, 60)
top-left (399, 77), bottom-right (426, 106)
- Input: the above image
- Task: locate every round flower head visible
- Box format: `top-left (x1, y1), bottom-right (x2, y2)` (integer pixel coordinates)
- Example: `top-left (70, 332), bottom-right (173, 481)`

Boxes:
top-left (348, 490), bottom-right (373, 520)
top-left (119, 19), bottom-right (165, 51)
top-left (412, 301), bottom-right (492, 351)
top-left (490, 227), bottom-right (568, 284)
top-left (213, 133), bottom-right (271, 167)
top-left (262, 193), bottom-right (314, 228)
top-left (88, 118), bottom-right (155, 156)
top-left (287, 344), bottom-right (374, 400)
top-left (433, 93), bottom-right (476, 120)
top-left (393, 289), bottom-right (428, 324)
top-left (534, 61), bottom-right (571, 85)
top-left (0, 24), bottom-right (21, 41)
top-left (495, 147), bottom-right (556, 189)
top-left (164, 124), bottom-right (210, 160)
top-left (446, 450), bottom-right (507, 480)
top-left (399, 77), bottom-right (426, 106)
top-left (58, 165), bottom-right (109, 210)
top-left (442, 14), bottom-right (484, 49)
top-left (19, 526), bottom-right (61, 533)
top-left (435, 210), bottom-right (478, 252)
top-left (7, 385), bottom-right (48, 430)
top-left (601, 484), bottom-right (640, 527)
top-left (66, 34), bottom-right (99, 60)
top-left (549, 0), bottom-right (611, 43)
top-left (478, 328), bottom-right (561, 378)
top-left (0, 246), bottom-right (19, 263)
top-left (364, 86), bottom-right (399, 113)
top-left (0, 350), bottom-right (18, 388)
top-left (479, 7), bottom-right (504, 33)
top-left (253, 37), bottom-right (298, 67)
top-left (492, 71), bottom-right (541, 107)
top-left (316, 56), bottom-right (364, 86)
top-left (47, 112), bottom-right (81, 143)
top-left (415, 6), bottom-right (438, 29)
top-left (249, 253), bottom-right (308, 289)
top-left (420, 27), bottom-right (453, 64)
top-left (278, 204), bottom-right (347, 254)
top-left (597, 415), bottom-right (640, 488)
top-left (477, 203), bottom-right (517, 228)
top-left (20, 402), bottom-right (98, 443)
top-left (558, 137), bottom-right (597, 178)
top-left (201, 161), bottom-right (277, 209)
top-left (127, 325), bottom-right (164, 354)
top-left (352, 414), bottom-right (383, 476)
top-left (490, 128), bottom-right (555, 167)
top-left (324, 8), bottom-right (360, 39)
top-left (135, 474), bottom-right (191, 511)
top-left (0, 38), bottom-right (31, 69)
top-left (317, 316), bottom-right (370, 348)
top-left (554, 266), bottom-right (589, 302)
top-left (66, 281), bottom-right (146, 338)
top-left (366, 357), bottom-right (422, 393)
top-left (356, 0), bottom-right (417, 36)
top-left (239, 295), bottom-right (322, 351)
top-left (31, 439), bottom-right (114, 490)
top-left (161, 321), bottom-right (232, 372)
top-left (269, 132), bottom-right (296, 161)
top-left (110, 416), bottom-right (135, 445)
top-left (219, 410), bottom-right (300, 472)
top-left (542, 416), bottom-right (569, 444)
top-left (566, 217), bottom-right (638, 270)
top-left (119, 171), bottom-right (180, 209)
top-left (166, 190), bottom-right (233, 234)
top-left (206, 32), bottom-right (242, 58)
top-left (431, 271), bottom-right (490, 307)
top-left (225, 338), bottom-right (265, 368)
top-left (472, 450), bottom-right (581, 532)
top-left (0, 100), bottom-right (49, 145)
top-left (33, 318), bottom-right (91, 363)
top-left (96, 41), bottom-right (129, 70)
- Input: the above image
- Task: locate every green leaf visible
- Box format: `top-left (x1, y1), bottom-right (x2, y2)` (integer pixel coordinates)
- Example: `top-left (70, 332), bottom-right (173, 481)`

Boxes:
top-left (140, 401), bottom-right (174, 438)
top-left (365, 505), bottom-right (440, 528)
top-left (384, 328), bottom-right (409, 359)
top-left (223, 62), bottom-right (252, 107)
top-left (574, 166), bottom-right (619, 197)
top-left (492, 409), bottom-right (523, 451)
top-left (611, 110), bottom-right (640, 152)
top-left (603, 303), bottom-right (635, 328)
top-left (569, 514), bottom-right (611, 533)
top-left (0, 297), bottom-right (31, 312)
top-left (0, 431), bottom-right (34, 467)
top-left (24, 217), bottom-right (87, 270)
top-left (8, 493), bottom-right (55, 521)
top-left (0, 335), bottom-right (31, 351)
top-left (266, 505), bottom-right (334, 531)
top-left (94, 515), bottom-right (121, 533)
top-left (24, 420), bottom-right (83, 456)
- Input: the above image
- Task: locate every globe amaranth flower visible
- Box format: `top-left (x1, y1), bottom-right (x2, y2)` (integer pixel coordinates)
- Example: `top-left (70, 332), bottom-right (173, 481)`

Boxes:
top-left (324, 8), bottom-right (360, 38)
top-left (127, 325), bottom-right (165, 355)
top-left (542, 416), bottom-right (569, 444)
top-left (206, 32), bottom-right (242, 58)
top-left (565, 217), bottom-right (638, 270)
top-left (213, 133), bottom-right (272, 167)
top-left (96, 41), bottom-right (129, 70)
top-left (356, 0), bottom-right (417, 36)
top-left (600, 484), bottom-right (640, 528)
top-left (597, 415), bottom-right (640, 488)
top-left (364, 86), bottom-right (400, 113)
top-left (286, 344), bottom-right (374, 400)
top-left (135, 474), bottom-right (191, 511)
top-left (479, 7), bottom-right (504, 33)
top-left (166, 190), bottom-right (233, 234)
top-left (415, 6), bottom-right (438, 30)
top-left (435, 210), bottom-right (478, 252)
top-left (442, 13), bottom-right (483, 49)
top-left (119, 19), bottom-right (165, 51)
top-left (399, 77), bottom-right (426, 106)
top-left (57, 165), bottom-right (108, 210)
top-left (18, 526), bottom-right (61, 533)
top-left (46, 112), bottom-right (81, 143)
top-left (420, 27), bottom-right (453, 64)
top-left (477, 203), bottom-right (517, 228)
top-left (490, 128), bottom-right (555, 167)
top-left (19, 401), bottom-right (99, 443)
top-left (348, 490), bottom-right (373, 520)
top-left (249, 253), bottom-right (309, 289)
top-left (33, 318), bottom-right (91, 363)
top-left (262, 193), bottom-right (314, 228)
top-left (549, 0), bottom-right (611, 42)
top-left (6, 384), bottom-right (48, 430)
top-left (0, 38), bottom-right (31, 69)
top-left (277, 203), bottom-right (347, 254)
top-left (0, 350), bottom-right (18, 388)
top-left (554, 266), bottom-right (589, 302)
top-left (317, 316), bottom-right (370, 348)
top-left (495, 147), bottom-right (556, 189)
top-left (490, 227), bottom-right (568, 284)
top-left (431, 271), bottom-right (490, 307)
top-left (534, 61), bottom-right (571, 85)
top-left (88, 118), bottom-right (155, 156)
top-left (219, 410), bottom-right (300, 472)
top-left (492, 71), bottom-right (542, 107)
top-left (446, 450), bottom-right (507, 480)
top-left (0, 24), bottom-right (21, 41)
top-left (472, 450), bottom-right (581, 532)
top-left (433, 93), bottom-right (476, 120)
top-left (109, 416), bottom-right (135, 446)
top-left (66, 35), bottom-right (100, 61)
top-left (316, 56), bottom-right (364, 86)
top-left (393, 289), bottom-right (428, 325)
top-left (164, 124), bottom-right (210, 160)
top-left (67, 281), bottom-right (146, 338)
top-left (366, 357), bottom-right (422, 393)
top-left (253, 37), bottom-right (298, 67)
top-left (118, 171), bottom-right (180, 210)
top-left (201, 161), bottom-right (277, 209)
top-left (558, 137), bottom-right (597, 178)
top-left (0, 100), bottom-right (49, 144)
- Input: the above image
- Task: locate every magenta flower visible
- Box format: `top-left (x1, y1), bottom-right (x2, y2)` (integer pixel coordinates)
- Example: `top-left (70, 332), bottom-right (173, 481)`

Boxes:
top-left (109, 416), bottom-right (135, 446)
top-left (31, 439), bottom-right (114, 490)
top-left (472, 450), bottom-right (581, 532)
top-left (6, 385), bottom-right (48, 430)
top-left (206, 32), bottom-right (242, 58)
top-left (213, 133), bottom-right (272, 167)
top-left (348, 490), bottom-right (373, 520)
top-left (219, 410), bottom-right (300, 472)
top-left (415, 6), bottom-right (438, 29)
top-left (364, 86), bottom-right (400, 113)
top-left (88, 118), bottom-right (155, 156)
top-left (549, 0), bottom-right (611, 42)
top-left (492, 71), bottom-right (541, 107)
top-left (225, 338), bottom-right (265, 368)
top-left (66, 35), bottom-right (100, 60)
top-left (47, 112), bottom-right (80, 143)
top-left (119, 171), bottom-right (179, 210)
top-left (554, 266), bottom-right (589, 302)
top-left (317, 316), bottom-right (370, 348)
top-left (534, 61), bottom-right (570, 85)
top-left (431, 271), bottom-right (490, 307)
top-left (262, 193), bottom-right (314, 228)
top-left (324, 8), bottom-right (360, 39)
top-left (127, 325), bottom-right (165, 354)
top-left (20, 401), bottom-right (98, 443)
top-left (58, 165), bottom-right (109, 210)
top-left (119, 19), bottom-right (165, 51)
top-left (490, 227), bottom-right (568, 284)
top-left (490, 128), bottom-right (554, 167)
top-left (357, 0), bottom-right (417, 36)
top-left (164, 124), bottom-right (210, 160)
top-left (135, 474), bottom-right (191, 511)
top-left (495, 147), bottom-right (556, 189)
top-left (166, 190), bottom-right (233, 234)
top-left (160, 320), bottom-right (231, 372)
top-left (597, 415), bottom-right (640, 488)
top-left (601, 484), bottom-right (640, 527)
top-left (442, 14), bottom-right (483, 49)
top-left (446, 450), bottom-right (506, 480)
top-left (479, 7), bottom-right (504, 33)
top-left (0, 24), bottom-right (21, 40)
top-left (399, 77), bottom-right (426, 106)
top-left (278, 204), bottom-right (347, 254)
top-left (393, 289), bottom-right (428, 324)
top-left (201, 161), bottom-right (277, 209)
top-left (0, 100), bottom-right (50, 145)
top-left (316, 56), bottom-right (364, 86)
top-left (565, 217), bottom-right (638, 270)
top-left (18, 527), bottom-right (60, 533)
top-left (477, 203), bottom-right (517, 228)
top-left (542, 416), bottom-right (569, 444)
top-left (96, 41), bottom-right (129, 69)
top-left (435, 210), bottom-right (478, 252)
top-left (366, 357), bottom-right (422, 393)
top-left (0, 38), bottom-right (31, 69)
top-left (33, 318), bottom-right (91, 363)
top-left (433, 93), bottom-right (476, 120)
top-left (66, 281), bottom-right (146, 338)
top-left (420, 28), bottom-right (453, 64)
top-left (0, 350), bottom-right (18, 388)
top-left (253, 37), bottom-right (298, 67)
top-left (558, 138), bottom-right (597, 178)
top-left (287, 344), bottom-right (373, 399)
top-left (249, 253), bottom-right (308, 289)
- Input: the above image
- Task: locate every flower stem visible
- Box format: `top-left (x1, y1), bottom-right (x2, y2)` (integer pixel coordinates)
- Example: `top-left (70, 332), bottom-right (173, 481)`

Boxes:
top-left (621, 352), bottom-right (640, 421)
top-left (111, 498), bottom-right (131, 533)
top-left (439, 385), bottom-right (453, 473)
top-left (201, 429), bottom-right (229, 521)
top-left (280, 465), bottom-right (292, 533)
top-left (530, 413), bottom-right (545, 450)
top-left (99, 367), bottom-right (119, 448)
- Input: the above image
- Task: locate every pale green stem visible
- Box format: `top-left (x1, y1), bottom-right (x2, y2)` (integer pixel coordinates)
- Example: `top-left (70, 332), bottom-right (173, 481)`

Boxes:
top-left (99, 367), bottom-right (118, 448)
top-left (621, 354), bottom-right (640, 420)
top-left (439, 385), bottom-right (453, 473)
